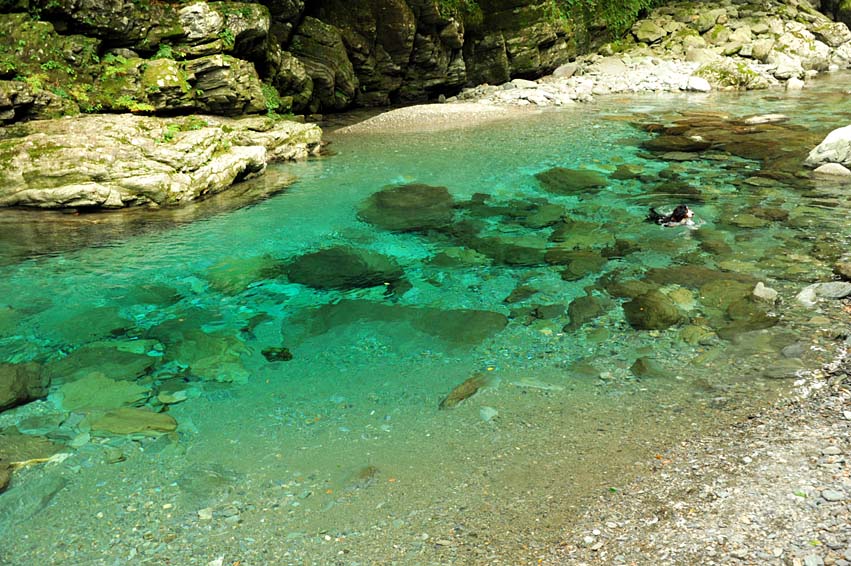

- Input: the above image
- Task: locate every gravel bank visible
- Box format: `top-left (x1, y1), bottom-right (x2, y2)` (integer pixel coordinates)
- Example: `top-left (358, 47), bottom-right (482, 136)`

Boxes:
top-left (546, 346), bottom-right (851, 566)
top-left (333, 102), bottom-right (524, 134)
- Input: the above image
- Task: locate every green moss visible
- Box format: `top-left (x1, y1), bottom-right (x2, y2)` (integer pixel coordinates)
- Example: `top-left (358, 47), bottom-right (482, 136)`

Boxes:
top-left (436, 0), bottom-right (483, 26)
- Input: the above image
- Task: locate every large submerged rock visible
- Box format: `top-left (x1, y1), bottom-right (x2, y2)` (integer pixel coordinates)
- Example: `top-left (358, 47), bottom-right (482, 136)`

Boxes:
top-left (0, 114), bottom-right (321, 209)
top-left (285, 246), bottom-right (406, 291)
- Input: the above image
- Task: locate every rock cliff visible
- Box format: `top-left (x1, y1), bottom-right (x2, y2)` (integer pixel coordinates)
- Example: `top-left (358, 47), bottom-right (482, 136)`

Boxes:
top-left (0, 0), bottom-right (573, 120)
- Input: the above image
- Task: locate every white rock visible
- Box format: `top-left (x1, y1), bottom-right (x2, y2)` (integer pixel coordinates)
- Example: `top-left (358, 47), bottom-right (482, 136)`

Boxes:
top-left (753, 282), bottom-right (778, 302)
top-left (813, 162), bottom-right (851, 176)
top-left (795, 285), bottom-right (819, 308)
top-left (511, 78), bottom-right (539, 89)
top-left (685, 76), bottom-right (712, 92)
top-left (806, 125), bottom-right (851, 166)
top-left (786, 77), bottom-right (805, 90)
top-left (743, 113), bottom-right (789, 125)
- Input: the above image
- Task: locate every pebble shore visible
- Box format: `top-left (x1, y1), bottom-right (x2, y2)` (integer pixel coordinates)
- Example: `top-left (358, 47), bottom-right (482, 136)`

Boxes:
top-left (547, 346), bottom-right (851, 565)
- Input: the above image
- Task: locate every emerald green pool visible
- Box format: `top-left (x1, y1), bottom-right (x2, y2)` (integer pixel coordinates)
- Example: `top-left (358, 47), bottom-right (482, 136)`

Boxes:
top-left (1, 76), bottom-right (850, 565)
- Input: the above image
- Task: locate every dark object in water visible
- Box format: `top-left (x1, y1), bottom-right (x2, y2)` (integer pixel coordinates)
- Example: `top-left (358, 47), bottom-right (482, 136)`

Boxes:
top-left (439, 372), bottom-right (491, 409)
top-left (647, 204), bottom-right (694, 226)
top-left (262, 347), bottom-right (293, 362)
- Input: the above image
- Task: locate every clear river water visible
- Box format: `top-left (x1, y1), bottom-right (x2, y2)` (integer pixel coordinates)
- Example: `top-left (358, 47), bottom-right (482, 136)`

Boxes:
top-left (1, 75), bottom-right (850, 565)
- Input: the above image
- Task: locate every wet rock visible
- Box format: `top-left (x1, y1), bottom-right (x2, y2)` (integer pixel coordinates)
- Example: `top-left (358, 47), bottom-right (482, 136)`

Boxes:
top-left (503, 284), bottom-right (539, 304)
top-left (623, 290), bottom-right (685, 330)
top-left (565, 295), bottom-right (609, 331)
top-left (647, 265), bottom-right (756, 289)
top-left (262, 347), bottom-right (293, 362)
top-left (285, 300), bottom-right (507, 347)
top-left (55, 373), bottom-right (150, 412)
top-left (549, 219), bottom-right (615, 250)
top-left (358, 184), bottom-right (455, 232)
top-left (0, 464), bottom-right (9, 493)
top-left (87, 407), bottom-right (177, 436)
top-left (642, 135), bottom-right (712, 153)
top-left (206, 255), bottom-right (282, 294)
top-left (611, 164), bottom-right (644, 180)
top-left (45, 340), bottom-right (159, 384)
top-left (700, 279), bottom-right (754, 310)
top-left (517, 203), bottom-right (567, 229)
top-left (762, 357), bottom-right (806, 379)
top-left (558, 252), bottom-right (608, 281)
top-left (164, 329), bottom-right (249, 383)
top-left (285, 246), bottom-right (405, 290)
top-left (468, 233), bottom-right (548, 266)
top-left (428, 246), bottom-right (490, 268)
top-left (834, 261), bottom-right (851, 280)
top-left (53, 306), bottom-right (131, 345)
top-left (600, 277), bottom-right (654, 299)
top-left (796, 281), bottom-right (851, 307)
top-left (125, 284), bottom-right (183, 306)
top-left (680, 325), bottom-right (716, 345)
top-left (439, 372), bottom-right (493, 409)
top-left (534, 167), bottom-right (608, 195)
top-left (630, 357), bottom-right (671, 378)
top-left (0, 363), bottom-right (48, 412)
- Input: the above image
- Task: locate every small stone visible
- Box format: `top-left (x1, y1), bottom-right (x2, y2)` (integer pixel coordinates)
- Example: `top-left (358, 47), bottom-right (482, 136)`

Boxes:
top-left (262, 347), bottom-right (293, 362)
top-left (198, 507), bottom-right (213, 521)
top-left (821, 489), bottom-right (845, 502)
top-left (804, 555), bottom-right (825, 566)
top-left (822, 446), bottom-right (842, 456)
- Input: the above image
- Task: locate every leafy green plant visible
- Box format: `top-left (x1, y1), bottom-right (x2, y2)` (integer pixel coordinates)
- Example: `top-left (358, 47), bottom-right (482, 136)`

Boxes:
top-left (158, 123), bottom-right (181, 143)
top-left (153, 43), bottom-right (174, 60)
top-left (261, 83), bottom-right (282, 117)
top-left (115, 95), bottom-right (155, 113)
top-left (219, 28), bottom-right (235, 49)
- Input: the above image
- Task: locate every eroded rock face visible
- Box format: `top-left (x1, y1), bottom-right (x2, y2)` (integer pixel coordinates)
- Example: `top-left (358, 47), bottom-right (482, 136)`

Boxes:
top-left (0, 114), bottom-right (321, 209)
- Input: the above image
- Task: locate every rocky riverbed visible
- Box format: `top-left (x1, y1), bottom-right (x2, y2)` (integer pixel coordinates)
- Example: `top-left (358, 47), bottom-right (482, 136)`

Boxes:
top-left (449, 0), bottom-right (851, 107)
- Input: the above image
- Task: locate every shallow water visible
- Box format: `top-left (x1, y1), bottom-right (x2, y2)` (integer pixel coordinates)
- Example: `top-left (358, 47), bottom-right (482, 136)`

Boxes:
top-left (1, 76), bottom-right (851, 565)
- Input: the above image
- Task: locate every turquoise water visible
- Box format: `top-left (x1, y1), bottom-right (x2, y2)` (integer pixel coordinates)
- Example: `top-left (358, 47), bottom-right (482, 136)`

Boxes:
top-left (1, 77), bottom-right (851, 565)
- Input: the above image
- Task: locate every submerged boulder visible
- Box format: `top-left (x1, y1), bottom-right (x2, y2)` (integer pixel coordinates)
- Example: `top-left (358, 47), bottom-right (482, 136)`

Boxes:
top-left (623, 290), bottom-right (685, 330)
top-left (358, 184), bottom-right (455, 232)
top-left (285, 246), bottom-right (405, 290)
top-left (535, 167), bottom-right (608, 195)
